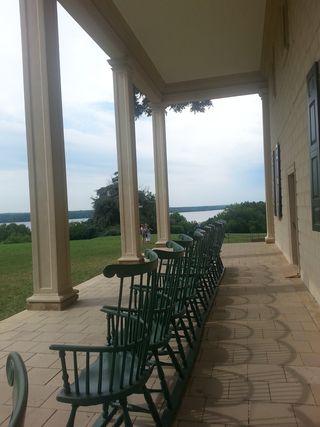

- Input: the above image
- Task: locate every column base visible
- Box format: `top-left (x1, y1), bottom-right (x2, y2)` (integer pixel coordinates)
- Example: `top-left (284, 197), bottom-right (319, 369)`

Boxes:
top-left (265, 236), bottom-right (275, 244)
top-left (26, 289), bottom-right (79, 311)
top-left (118, 255), bottom-right (145, 264)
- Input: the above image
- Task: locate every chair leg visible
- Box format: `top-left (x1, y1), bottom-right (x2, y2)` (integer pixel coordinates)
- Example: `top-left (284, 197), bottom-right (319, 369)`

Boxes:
top-left (179, 317), bottom-right (193, 348)
top-left (66, 405), bottom-right (78, 427)
top-left (171, 320), bottom-right (188, 368)
top-left (166, 343), bottom-right (184, 379)
top-left (96, 403), bottom-right (118, 427)
top-left (185, 306), bottom-right (197, 340)
top-left (119, 397), bottom-right (133, 427)
top-left (190, 300), bottom-right (202, 328)
top-left (142, 385), bottom-right (162, 426)
top-left (153, 349), bottom-right (173, 409)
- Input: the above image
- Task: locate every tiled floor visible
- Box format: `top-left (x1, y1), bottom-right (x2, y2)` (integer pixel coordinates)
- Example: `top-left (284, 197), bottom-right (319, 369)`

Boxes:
top-left (1, 242), bottom-right (320, 426)
top-left (176, 243), bottom-right (320, 426)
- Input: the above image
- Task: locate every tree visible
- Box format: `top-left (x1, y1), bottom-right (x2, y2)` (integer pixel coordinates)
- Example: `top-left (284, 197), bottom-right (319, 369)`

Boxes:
top-left (91, 172), bottom-right (157, 231)
top-left (203, 201), bottom-right (266, 233)
top-left (170, 212), bottom-right (197, 235)
top-left (134, 87), bottom-right (213, 119)
top-left (91, 172), bottom-right (120, 229)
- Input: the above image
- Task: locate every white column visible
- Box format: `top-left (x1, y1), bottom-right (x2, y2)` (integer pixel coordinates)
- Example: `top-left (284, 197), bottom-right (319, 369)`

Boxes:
top-left (109, 58), bottom-right (143, 263)
top-left (260, 89), bottom-right (275, 244)
top-left (151, 104), bottom-right (171, 247)
top-left (19, 0), bottom-right (78, 309)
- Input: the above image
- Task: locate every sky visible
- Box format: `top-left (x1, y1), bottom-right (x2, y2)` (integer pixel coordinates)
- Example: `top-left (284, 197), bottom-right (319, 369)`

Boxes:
top-left (0, 1), bottom-right (265, 213)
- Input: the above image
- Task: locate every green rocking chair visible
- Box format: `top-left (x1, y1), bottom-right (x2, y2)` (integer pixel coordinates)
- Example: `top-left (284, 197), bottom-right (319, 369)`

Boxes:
top-left (50, 250), bottom-right (160, 427)
top-left (6, 352), bottom-right (28, 427)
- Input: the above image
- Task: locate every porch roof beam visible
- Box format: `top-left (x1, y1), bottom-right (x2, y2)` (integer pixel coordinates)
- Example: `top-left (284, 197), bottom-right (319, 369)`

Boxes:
top-left (162, 71), bottom-right (267, 105)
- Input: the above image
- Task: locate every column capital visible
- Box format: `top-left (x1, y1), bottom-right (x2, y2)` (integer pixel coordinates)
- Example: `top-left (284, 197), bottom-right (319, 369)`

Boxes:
top-left (150, 102), bottom-right (166, 113)
top-left (108, 57), bottom-right (132, 73)
top-left (258, 87), bottom-right (269, 100)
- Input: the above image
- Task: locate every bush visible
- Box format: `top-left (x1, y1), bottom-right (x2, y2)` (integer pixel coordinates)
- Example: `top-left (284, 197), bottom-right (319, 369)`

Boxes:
top-left (169, 212), bottom-right (197, 235)
top-left (69, 222), bottom-right (98, 240)
top-left (204, 201), bottom-right (266, 233)
top-left (171, 225), bottom-right (185, 234)
top-left (0, 223), bottom-right (31, 244)
top-left (104, 226), bottom-right (121, 236)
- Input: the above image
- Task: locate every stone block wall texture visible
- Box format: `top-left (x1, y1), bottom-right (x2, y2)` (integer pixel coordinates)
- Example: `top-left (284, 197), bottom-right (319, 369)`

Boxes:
top-left (261, 0), bottom-right (320, 302)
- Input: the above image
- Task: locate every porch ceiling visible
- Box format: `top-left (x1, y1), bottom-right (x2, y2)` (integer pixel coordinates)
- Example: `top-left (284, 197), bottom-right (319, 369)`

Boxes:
top-left (58, 0), bottom-right (267, 102)
top-left (112, 0), bottom-right (266, 84)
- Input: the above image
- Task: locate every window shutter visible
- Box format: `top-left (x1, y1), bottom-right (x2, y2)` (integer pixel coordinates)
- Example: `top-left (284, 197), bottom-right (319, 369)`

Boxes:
top-left (307, 63), bottom-right (320, 231)
top-left (272, 149), bottom-right (277, 216)
top-left (272, 144), bottom-right (282, 218)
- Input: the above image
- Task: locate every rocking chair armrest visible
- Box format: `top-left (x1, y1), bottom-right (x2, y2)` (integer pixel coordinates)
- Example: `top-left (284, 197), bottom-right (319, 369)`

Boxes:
top-left (101, 306), bottom-right (138, 315)
top-left (49, 343), bottom-right (113, 352)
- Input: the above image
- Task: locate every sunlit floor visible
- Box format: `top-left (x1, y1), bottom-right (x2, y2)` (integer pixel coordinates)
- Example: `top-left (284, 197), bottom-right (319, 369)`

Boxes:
top-left (176, 243), bottom-right (320, 426)
top-left (1, 243), bottom-right (320, 426)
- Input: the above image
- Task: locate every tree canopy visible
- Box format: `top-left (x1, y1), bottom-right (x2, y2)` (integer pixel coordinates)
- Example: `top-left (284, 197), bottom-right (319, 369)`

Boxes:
top-left (204, 201), bottom-right (266, 233)
top-left (133, 87), bottom-right (212, 119)
top-left (91, 172), bottom-right (157, 230)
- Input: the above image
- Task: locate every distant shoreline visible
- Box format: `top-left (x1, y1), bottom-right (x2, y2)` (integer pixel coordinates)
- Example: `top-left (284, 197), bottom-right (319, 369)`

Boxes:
top-left (0, 205), bottom-right (228, 224)
top-left (169, 205), bottom-right (227, 213)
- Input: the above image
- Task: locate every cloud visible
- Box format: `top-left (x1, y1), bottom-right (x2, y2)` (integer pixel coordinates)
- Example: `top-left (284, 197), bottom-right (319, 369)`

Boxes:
top-left (57, 4), bottom-right (114, 106)
top-left (165, 95), bottom-right (264, 206)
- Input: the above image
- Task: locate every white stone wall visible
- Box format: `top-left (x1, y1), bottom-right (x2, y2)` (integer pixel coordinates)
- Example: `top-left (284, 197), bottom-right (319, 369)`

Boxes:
top-left (262, 0), bottom-right (320, 302)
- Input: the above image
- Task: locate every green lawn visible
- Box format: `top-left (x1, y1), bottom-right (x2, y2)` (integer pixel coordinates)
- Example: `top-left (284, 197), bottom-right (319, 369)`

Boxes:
top-left (0, 232), bottom-right (265, 321)
top-left (0, 234), bottom-right (160, 321)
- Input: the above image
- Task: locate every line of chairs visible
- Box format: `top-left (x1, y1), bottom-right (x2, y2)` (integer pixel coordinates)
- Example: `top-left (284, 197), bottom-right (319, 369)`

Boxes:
top-left (3, 223), bottom-right (225, 427)
top-left (49, 221), bottom-right (225, 426)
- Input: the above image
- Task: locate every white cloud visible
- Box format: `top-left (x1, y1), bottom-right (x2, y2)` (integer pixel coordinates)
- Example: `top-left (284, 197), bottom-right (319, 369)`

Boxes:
top-left (165, 95), bottom-right (264, 206)
top-left (0, 169), bottom-right (29, 212)
top-left (0, 1), bottom-right (25, 118)
top-left (57, 4), bottom-right (114, 106)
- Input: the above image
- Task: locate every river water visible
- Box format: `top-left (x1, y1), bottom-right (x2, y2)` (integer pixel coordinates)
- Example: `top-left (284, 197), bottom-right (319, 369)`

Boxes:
top-left (3, 218), bottom-right (89, 229)
top-left (3, 210), bottom-right (224, 229)
top-left (179, 209), bottom-right (223, 223)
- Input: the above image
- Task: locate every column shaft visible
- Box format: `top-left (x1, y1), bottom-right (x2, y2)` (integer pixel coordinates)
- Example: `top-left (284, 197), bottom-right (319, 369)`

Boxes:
top-left (260, 90), bottom-right (275, 244)
top-left (109, 59), bottom-right (143, 263)
top-left (152, 105), bottom-right (171, 246)
top-left (19, 0), bottom-right (77, 309)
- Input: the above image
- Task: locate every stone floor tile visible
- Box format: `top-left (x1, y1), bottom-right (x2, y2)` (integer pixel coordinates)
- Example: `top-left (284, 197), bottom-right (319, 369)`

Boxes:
top-left (3, 340), bottom-right (39, 353)
top-left (23, 407), bottom-right (55, 427)
top-left (269, 382), bottom-right (315, 404)
top-left (191, 360), bottom-right (214, 378)
top-left (212, 365), bottom-right (248, 383)
top-left (294, 404), bottom-right (320, 426)
top-left (247, 364), bottom-right (286, 383)
top-left (43, 409), bottom-right (95, 426)
top-left (187, 377), bottom-right (229, 400)
top-left (284, 366), bottom-right (320, 384)
top-left (310, 383), bottom-right (320, 406)
top-left (0, 404), bottom-right (15, 425)
top-left (229, 380), bottom-right (270, 403)
top-left (27, 367), bottom-right (61, 385)
top-left (202, 401), bottom-right (249, 425)
top-left (249, 402), bottom-right (296, 425)
top-left (267, 351), bottom-right (303, 366)
top-left (177, 396), bottom-right (206, 421)
top-left (25, 353), bottom-right (59, 368)
top-left (177, 422), bottom-right (226, 427)
top-left (23, 384), bottom-right (58, 408)
top-left (300, 352), bottom-right (320, 367)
